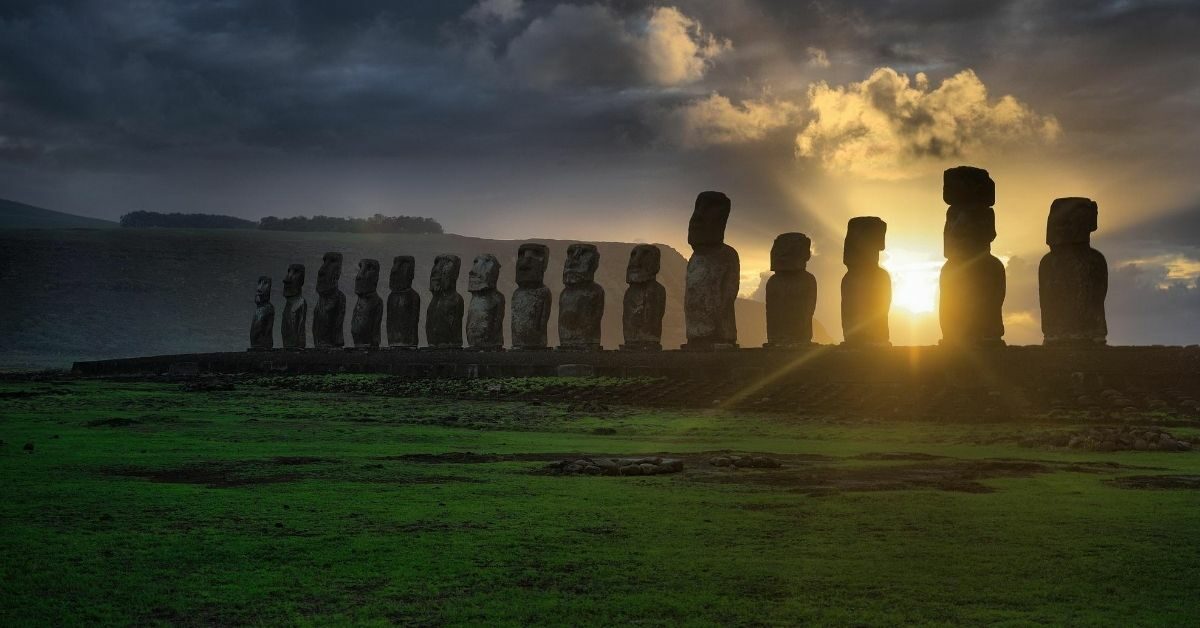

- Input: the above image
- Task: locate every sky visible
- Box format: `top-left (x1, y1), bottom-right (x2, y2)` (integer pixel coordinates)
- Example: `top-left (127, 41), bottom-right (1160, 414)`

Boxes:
top-left (1, 0), bottom-right (1198, 345)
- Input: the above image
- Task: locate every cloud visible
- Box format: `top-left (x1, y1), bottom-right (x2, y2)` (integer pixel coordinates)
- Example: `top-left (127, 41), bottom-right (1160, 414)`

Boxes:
top-left (466, 0), bottom-right (524, 25)
top-left (806, 46), bottom-right (830, 68)
top-left (671, 92), bottom-right (801, 147)
top-left (640, 7), bottom-right (731, 86)
top-left (795, 68), bottom-right (1061, 179)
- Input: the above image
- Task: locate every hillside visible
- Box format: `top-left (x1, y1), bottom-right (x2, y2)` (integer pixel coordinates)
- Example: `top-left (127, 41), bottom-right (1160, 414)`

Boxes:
top-left (0, 229), bottom-right (821, 368)
top-left (0, 198), bottom-right (117, 229)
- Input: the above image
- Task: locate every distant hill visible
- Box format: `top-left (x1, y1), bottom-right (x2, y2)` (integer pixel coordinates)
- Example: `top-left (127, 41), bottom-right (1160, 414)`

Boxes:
top-left (0, 198), bottom-right (117, 230)
top-left (0, 229), bottom-right (824, 368)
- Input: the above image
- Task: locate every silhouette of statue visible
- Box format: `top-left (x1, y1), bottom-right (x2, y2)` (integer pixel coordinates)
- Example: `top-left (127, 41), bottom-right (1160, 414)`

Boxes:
top-left (280, 264), bottom-right (307, 349)
top-left (558, 243), bottom-right (604, 350)
top-left (250, 275), bottom-right (274, 350)
top-left (511, 243), bottom-right (552, 350)
top-left (939, 167), bottom-right (1005, 346)
top-left (426, 254), bottom-right (464, 349)
top-left (386, 256), bottom-right (420, 348)
top-left (466, 254), bottom-right (505, 350)
top-left (312, 252), bottom-right (346, 348)
top-left (684, 191), bottom-right (739, 349)
top-left (841, 217), bottom-right (891, 345)
top-left (622, 244), bottom-right (666, 351)
top-left (1040, 197), bottom-right (1108, 345)
top-left (765, 233), bottom-right (816, 347)
top-left (350, 259), bottom-right (383, 348)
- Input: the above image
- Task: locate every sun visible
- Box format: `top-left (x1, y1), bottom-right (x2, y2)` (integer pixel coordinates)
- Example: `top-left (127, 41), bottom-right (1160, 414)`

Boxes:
top-left (881, 247), bottom-right (941, 314)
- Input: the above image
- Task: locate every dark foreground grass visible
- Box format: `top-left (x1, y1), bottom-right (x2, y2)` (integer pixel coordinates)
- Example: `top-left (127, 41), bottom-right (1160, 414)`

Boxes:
top-left (2, 377), bottom-right (1199, 626)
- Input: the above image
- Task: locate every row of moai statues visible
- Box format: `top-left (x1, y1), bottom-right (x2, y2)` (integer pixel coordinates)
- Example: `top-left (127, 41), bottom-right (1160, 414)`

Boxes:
top-left (250, 168), bottom-right (1108, 350)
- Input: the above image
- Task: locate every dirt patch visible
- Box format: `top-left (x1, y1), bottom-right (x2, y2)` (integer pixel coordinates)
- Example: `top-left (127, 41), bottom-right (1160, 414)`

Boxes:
top-left (85, 417), bottom-right (144, 427)
top-left (106, 463), bottom-right (304, 488)
top-left (1105, 475), bottom-right (1200, 490)
top-left (853, 452), bottom-right (950, 461)
top-left (690, 460), bottom-right (1054, 494)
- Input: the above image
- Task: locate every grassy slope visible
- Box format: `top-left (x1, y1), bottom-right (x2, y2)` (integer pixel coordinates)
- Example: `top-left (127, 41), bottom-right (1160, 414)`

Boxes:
top-left (1, 378), bottom-right (1198, 626)
top-left (0, 198), bottom-right (117, 229)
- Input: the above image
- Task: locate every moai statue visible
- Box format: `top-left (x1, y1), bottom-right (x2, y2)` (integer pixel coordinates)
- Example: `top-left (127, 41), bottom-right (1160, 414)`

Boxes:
top-left (621, 244), bottom-right (666, 351)
top-left (312, 252), bottom-right (346, 348)
top-left (558, 243), bottom-right (604, 350)
top-left (841, 217), bottom-right (891, 346)
top-left (426, 254), bottom-right (464, 349)
top-left (466, 254), bottom-right (505, 350)
top-left (938, 166), bottom-right (1005, 346)
top-left (511, 243), bottom-right (552, 350)
top-left (350, 259), bottom-right (383, 348)
top-left (386, 256), bottom-right (420, 348)
top-left (1039, 197), bottom-right (1108, 345)
top-left (684, 191), bottom-right (739, 349)
top-left (280, 263), bottom-right (307, 349)
top-left (249, 276), bottom-right (274, 350)
top-left (765, 233), bottom-right (817, 347)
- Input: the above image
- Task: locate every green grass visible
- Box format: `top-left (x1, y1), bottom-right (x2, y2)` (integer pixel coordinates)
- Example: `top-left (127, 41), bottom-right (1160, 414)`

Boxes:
top-left (2, 378), bottom-right (1199, 626)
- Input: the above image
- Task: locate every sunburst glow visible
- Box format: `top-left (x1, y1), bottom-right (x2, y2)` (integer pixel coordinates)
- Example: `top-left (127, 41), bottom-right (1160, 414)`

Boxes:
top-left (881, 247), bottom-right (941, 314)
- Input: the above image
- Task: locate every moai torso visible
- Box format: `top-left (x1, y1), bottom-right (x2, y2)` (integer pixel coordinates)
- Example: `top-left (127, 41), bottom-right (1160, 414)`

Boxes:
top-left (511, 244), bottom-right (552, 349)
top-left (622, 244), bottom-right (666, 350)
top-left (1039, 197), bottom-right (1108, 345)
top-left (312, 252), bottom-right (346, 348)
top-left (938, 167), bottom-right (1006, 345)
top-left (426, 254), bottom-right (464, 348)
top-left (281, 263), bottom-right (307, 349)
top-left (466, 254), bottom-right (505, 350)
top-left (841, 217), bottom-right (891, 345)
top-left (684, 191), bottom-right (739, 349)
top-left (351, 259), bottom-right (383, 348)
top-left (250, 276), bottom-right (275, 350)
top-left (386, 256), bottom-right (421, 348)
top-left (765, 233), bottom-right (816, 347)
top-left (558, 243), bottom-right (604, 350)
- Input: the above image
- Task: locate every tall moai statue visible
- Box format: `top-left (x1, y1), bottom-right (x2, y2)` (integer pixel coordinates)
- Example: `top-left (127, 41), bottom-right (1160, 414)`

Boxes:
top-left (249, 276), bottom-right (275, 350)
top-left (765, 233), bottom-right (817, 347)
top-left (621, 244), bottom-right (666, 351)
top-left (684, 191), bottom-right (739, 349)
top-left (938, 166), bottom-right (1006, 346)
top-left (1039, 197), bottom-right (1108, 345)
top-left (466, 254), bottom-right (505, 350)
top-left (841, 217), bottom-right (891, 346)
top-left (280, 263), bottom-right (307, 349)
top-left (312, 252), bottom-right (346, 348)
top-left (558, 243), bottom-right (604, 351)
top-left (386, 256), bottom-right (420, 348)
top-left (511, 243), bottom-right (552, 350)
top-left (426, 254), bottom-right (464, 349)
top-left (350, 259), bottom-right (383, 348)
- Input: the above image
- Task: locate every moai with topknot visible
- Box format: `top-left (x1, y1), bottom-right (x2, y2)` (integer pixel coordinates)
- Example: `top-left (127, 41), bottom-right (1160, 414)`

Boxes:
top-left (511, 243), bottom-right (552, 350)
top-left (558, 243), bottom-right (604, 351)
top-left (350, 259), bottom-right (383, 348)
top-left (765, 233), bottom-right (817, 347)
top-left (684, 191), bottom-right (739, 349)
top-left (841, 217), bottom-right (891, 346)
top-left (249, 276), bottom-right (274, 350)
top-left (281, 264), bottom-right (307, 349)
top-left (386, 256), bottom-right (420, 348)
top-left (938, 166), bottom-right (1005, 346)
top-left (466, 254), bottom-right (505, 350)
top-left (312, 252), bottom-right (346, 348)
top-left (426, 254), bottom-right (464, 349)
top-left (621, 244), bottom-right (666, 351)
top-left (1039, 197), bottom-right (1108, 345)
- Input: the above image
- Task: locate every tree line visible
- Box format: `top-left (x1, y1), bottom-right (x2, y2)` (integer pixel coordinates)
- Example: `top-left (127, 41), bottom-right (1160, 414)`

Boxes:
top-left (120, 211), bottom-right (443, 234)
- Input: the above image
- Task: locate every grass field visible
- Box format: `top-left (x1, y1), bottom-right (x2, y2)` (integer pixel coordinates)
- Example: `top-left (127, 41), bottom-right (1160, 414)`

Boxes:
top-left (2, 376), bottom-right (1199, 626)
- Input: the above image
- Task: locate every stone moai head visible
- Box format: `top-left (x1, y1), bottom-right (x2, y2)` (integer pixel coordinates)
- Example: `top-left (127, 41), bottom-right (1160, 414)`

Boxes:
top-left (515, 243), bottom-right (549, 287)
top-left (771, 233), bottom-right (812, 271)
top-left (563, 243), bottom-right (600, 285)
top-left (1047, 197), bottom-right (1098, 248)
top-left (429, 254), bottom-right (461, 294)
top-left (944, 205), bottom-right (997, 259)
top-left (255, 276), bottom-right (272, 305)
top-left (316, 252), bottom-right (343, 295)
top-left (283, 264), bottom-right (305, 298)
top-left (943, 166), bottom-right (995, 206)
top-left (626, 244), bottom-right (661, 284)
top-left (389, 256), bottom-right (415, 291)
top-left (468, 254), bottom-right (501, 292)
top-left (688, 191), bottom-right (731, 247)
top-left (844, 217), bottom-right (887, 267)
top-left (354, 259), bottom-right (380, 296)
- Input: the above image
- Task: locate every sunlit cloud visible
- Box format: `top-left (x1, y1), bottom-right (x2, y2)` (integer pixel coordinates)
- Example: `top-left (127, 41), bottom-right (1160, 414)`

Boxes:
top-left (1119, 254), bottom-right (1200, 288)
top-left (672, 93), bottom-right (801, 147)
